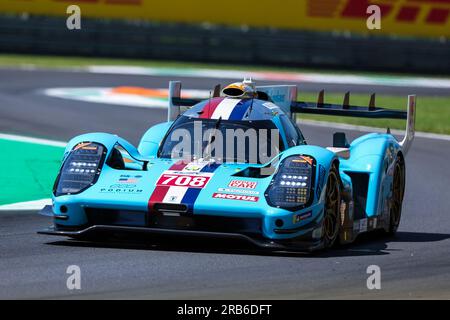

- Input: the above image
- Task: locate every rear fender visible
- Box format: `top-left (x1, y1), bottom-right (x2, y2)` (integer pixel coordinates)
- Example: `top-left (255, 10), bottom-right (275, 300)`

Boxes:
top-left (342, 133), bottom-right (402, 217)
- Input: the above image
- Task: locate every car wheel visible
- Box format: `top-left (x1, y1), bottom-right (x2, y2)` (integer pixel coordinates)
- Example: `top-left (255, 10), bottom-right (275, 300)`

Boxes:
top-left (322, 166), bottom-right (341, 248)
top-left (388, 159), bottom-right (405, 235)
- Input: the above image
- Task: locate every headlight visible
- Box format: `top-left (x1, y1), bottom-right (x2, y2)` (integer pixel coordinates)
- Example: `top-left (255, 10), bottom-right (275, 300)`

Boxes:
top-left (265, 155), bottom-right (316, 210)
top-left (54, 142), bottom-right (107, 196)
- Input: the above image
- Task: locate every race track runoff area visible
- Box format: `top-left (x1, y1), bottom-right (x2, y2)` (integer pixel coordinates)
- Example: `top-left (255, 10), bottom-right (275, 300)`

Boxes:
top-left (0, 138), bottom-right (62, 206)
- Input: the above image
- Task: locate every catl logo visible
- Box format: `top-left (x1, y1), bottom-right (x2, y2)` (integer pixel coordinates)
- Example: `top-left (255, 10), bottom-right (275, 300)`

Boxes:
top-left (307, 0), bottom-right (450, 25)
top-left (228, 180), bottom-right (257, 189)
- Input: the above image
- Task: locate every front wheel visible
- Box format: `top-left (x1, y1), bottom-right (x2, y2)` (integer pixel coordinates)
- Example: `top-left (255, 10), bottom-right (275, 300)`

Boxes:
top-left (322, 166), bottom-right (341, 249)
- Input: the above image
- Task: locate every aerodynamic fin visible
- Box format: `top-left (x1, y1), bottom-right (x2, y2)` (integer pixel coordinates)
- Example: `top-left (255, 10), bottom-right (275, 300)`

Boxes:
top-left (168, 81), bottom-right (203, 120)
top-left (291, 91), bottom-right (416, 155)
top-left (399, 95), bottom-right (416, 155)
top-left (168, 81), bottom-right (182, 121)
top-left (291, 91), bottom-right (407, 119)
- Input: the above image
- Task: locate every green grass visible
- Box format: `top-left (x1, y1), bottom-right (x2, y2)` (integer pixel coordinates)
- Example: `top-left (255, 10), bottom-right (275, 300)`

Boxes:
top-left (297, 93), bottom-right (450, 135)
top-left (0, 139), bottom-right (63, 205)
top-left (0, 53), bottom-right (442, 78)
top-left (0, 53), bottom-right (310, 72)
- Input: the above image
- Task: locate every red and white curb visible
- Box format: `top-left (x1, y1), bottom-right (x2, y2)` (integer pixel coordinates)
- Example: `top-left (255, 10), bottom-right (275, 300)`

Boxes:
top-left (42, 87), bottom-right (210, 109)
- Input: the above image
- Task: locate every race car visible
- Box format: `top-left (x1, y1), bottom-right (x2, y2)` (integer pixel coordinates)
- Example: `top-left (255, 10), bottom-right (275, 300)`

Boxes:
top-left (38, 79), bottom-right (416, 251)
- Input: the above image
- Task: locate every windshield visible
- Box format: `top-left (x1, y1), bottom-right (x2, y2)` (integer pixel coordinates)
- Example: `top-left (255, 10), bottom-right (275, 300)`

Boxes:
top-left (158, 116), bottom-right (284, 164)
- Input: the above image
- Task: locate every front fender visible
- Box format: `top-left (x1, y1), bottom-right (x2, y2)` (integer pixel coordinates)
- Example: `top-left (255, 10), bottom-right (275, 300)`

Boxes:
top-left (63, 132), bottom-right (145, 163)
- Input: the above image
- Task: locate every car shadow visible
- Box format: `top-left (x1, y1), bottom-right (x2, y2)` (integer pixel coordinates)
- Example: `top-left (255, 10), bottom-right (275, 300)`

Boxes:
top-left (312, 231), bottom-right (450, 258)
top-left (45, 231), bottom-right (450, 258)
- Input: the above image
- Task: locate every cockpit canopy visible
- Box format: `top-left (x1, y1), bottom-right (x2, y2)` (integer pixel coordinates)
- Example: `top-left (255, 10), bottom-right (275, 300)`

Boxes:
top-left (159, 116), bottom-right (284, 164)
top-left (159, 97), bottom-right (305, 164)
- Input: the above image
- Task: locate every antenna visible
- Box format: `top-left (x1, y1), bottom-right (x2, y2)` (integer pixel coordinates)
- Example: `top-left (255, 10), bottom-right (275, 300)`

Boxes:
top-left (207, 90), bottom-right (212, 119)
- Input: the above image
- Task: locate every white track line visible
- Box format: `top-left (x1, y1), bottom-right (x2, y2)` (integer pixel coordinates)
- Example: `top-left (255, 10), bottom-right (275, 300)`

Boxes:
top-left (0, 198), bottom-right (51, 211)
top-left (0, 133), bottom-right (66, 147)
top-left (86, 65), bottom-right (450, 89)
top-left (7, 65), bottom-right (450, 89)
top-left (298, 119), bottom-right (450, 141)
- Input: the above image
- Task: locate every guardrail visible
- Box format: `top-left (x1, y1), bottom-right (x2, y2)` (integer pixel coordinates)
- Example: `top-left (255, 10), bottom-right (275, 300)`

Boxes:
top-left (0, 14), bottom-right (449, 74)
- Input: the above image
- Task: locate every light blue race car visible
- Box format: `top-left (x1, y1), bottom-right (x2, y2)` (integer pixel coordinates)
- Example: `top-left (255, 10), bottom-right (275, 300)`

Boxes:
top-left (39, 79), bottom-right (416, 251)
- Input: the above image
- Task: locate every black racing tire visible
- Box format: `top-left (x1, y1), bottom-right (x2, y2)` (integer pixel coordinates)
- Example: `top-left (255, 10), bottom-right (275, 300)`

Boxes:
top-left (322, 166), bottom-right (341, 249)
top-left (388, 159), bottom-right (405, 235)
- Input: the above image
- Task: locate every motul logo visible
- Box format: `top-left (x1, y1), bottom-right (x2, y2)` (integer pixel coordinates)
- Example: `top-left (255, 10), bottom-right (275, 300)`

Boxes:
top-left (308, 0), bottom-right (450, 24)
top-left (212, 193), bottom-right (259, 202)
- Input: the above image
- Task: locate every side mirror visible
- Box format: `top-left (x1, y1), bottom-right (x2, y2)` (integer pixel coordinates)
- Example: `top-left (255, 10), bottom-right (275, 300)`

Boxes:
top-left (333, 132), bottom-right (349, 148)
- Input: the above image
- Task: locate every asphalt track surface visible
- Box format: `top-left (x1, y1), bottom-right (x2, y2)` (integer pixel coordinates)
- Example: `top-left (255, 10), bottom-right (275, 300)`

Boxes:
top-left (0, 68), bottom-right (449, 299)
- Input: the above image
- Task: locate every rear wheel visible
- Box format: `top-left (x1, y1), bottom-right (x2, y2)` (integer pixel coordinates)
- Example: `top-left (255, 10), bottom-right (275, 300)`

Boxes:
top-left (388, 159), bottom-right (405, 234)
top-left (322, 166), bottom-right (341, 248)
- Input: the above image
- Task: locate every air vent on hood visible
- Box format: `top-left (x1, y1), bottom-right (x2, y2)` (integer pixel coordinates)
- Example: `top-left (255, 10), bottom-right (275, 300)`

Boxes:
top-left (153, 203), bottom-right (188, 216)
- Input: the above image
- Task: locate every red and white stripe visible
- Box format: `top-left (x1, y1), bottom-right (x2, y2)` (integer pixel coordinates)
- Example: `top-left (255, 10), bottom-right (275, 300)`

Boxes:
top-left (161, 186), bottom-right (189, 204)
top-left (210, 98), bottom-right (241, 120)
top-left (148, 160), bottom-right (215, 207)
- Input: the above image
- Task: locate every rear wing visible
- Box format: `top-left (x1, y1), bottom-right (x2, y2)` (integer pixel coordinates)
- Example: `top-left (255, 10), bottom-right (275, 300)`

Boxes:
top-left (256, 85), bottom-right (297, 117)
top-left (168, 81), bottom-right (416, 155)
top-left (291, 91), bottom-right (416, 155)
top-left (168, 81), bottom-right (183, 121)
